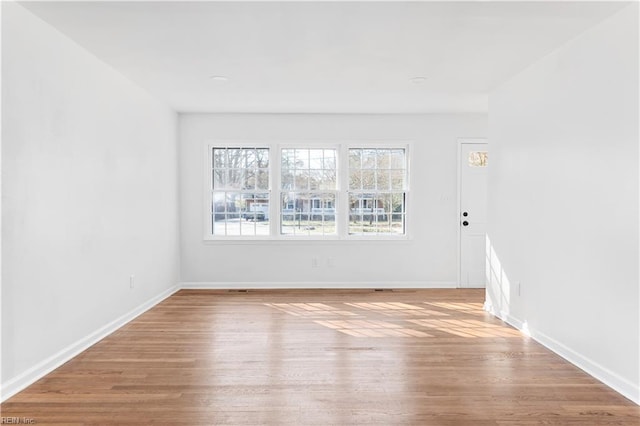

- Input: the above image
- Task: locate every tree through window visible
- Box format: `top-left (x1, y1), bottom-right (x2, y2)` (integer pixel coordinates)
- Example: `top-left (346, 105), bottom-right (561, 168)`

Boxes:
top-left (211, 147), bottom-right (270, 236)
top-left (348, 148), bottom-right (407, 235)
top-left (206, 143), bottom-right (409, 239)
top-left (280, 148), bottom-right (337, 236)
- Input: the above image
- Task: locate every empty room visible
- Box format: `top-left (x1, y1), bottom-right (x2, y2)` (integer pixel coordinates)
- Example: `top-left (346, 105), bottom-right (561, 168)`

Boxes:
top-left (1, 0), bottom-right (639, 424)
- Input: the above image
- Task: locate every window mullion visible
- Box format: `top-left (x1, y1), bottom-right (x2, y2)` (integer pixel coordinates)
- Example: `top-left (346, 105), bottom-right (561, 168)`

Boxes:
top-left (271, 144), bottom-right (280, 238)
top-left (337, 144), bottom-right (349, 238)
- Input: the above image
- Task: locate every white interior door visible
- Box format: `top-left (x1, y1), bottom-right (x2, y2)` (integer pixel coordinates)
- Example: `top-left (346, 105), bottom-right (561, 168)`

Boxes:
top-left (459, 140), bottom-right (488, 288)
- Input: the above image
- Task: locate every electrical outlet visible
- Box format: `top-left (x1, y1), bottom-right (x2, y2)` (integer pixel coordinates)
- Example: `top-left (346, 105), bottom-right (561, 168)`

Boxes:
top-left (327, 257), bottom-right (335, 268)
top-left (311, 258), bottom-right (319, 268)
top-left (130, 275), bottom-right (135, 289)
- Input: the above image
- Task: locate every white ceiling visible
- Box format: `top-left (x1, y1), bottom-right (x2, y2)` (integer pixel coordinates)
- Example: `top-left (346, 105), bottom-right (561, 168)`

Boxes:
top-left (21, 1), bottom-right (629, 113)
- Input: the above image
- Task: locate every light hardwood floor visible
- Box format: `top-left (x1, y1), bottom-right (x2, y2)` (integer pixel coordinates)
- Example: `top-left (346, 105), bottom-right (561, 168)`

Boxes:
top-left (2, 289), bottom-right (638, 425)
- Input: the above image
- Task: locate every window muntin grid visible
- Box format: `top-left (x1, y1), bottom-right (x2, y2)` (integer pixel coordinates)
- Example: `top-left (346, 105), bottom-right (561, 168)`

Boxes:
top-left (211, 147), bottom-right (270, 236)
top-left (281, 149), bottom-right (337, 236)
top-left (348, 148), bottom-right (407, 236)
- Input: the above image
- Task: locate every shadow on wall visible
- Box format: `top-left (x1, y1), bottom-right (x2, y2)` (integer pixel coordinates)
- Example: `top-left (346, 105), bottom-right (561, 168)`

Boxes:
top-left (485, 235), bottom-right (510, 315)
top-left (485, 235), bottom-right (530, 335)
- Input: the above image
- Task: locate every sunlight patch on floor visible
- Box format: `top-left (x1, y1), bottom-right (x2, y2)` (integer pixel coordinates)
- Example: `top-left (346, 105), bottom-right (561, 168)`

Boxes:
top-left (314, 320), bottom-right (432, 337)
top-left (264, 303), bottom-right (359, 317)
top-left (344, 302), bottom-right (449, 317)
top-left (264, 299), bottom-right (521, 339)
top-left (407, 318), bottom-right (522, 338)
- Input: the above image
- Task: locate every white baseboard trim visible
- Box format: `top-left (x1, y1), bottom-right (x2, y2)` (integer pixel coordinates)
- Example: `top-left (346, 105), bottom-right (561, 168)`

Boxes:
top-left (180, 281), bottom-right (458, 290)
top-left (1, 285), bottom-right (180, 403)
top-left (484, 303), bottom-right (640, 405)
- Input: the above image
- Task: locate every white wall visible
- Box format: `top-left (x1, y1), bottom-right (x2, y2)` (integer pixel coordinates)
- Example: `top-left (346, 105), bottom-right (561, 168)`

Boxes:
top-left (1, 3), bottom-right (180, 398)
top-left (486, 4), bottom-right (639, 403)
top-left (179, 113), bottom-right (486, 286)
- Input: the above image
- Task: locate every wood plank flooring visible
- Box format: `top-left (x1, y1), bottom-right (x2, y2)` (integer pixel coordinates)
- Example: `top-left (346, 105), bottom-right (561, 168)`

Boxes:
top-left (2, 289), bottom-right (638, 425)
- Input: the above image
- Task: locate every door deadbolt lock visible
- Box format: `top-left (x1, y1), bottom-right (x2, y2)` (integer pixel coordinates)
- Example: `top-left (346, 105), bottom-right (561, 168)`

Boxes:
top-left (462, 212), bottom-right (468, 217)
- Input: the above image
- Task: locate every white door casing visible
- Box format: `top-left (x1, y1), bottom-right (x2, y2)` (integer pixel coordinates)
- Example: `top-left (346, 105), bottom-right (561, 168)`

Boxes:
top-left (458, 140), bottom-right (488, 288)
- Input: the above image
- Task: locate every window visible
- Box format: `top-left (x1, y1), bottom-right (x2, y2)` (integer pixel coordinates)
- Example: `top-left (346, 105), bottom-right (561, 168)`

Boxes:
top-left (281, 149), bottom-right (337, 236)
top-left (468, 151), bottom-right (488, 167)
top-left (210, 147), bottom-right (270, 236)
top-left (348, 148), bottom-right (407, 235)
top-left (206, 142), bottom-right (409, 240)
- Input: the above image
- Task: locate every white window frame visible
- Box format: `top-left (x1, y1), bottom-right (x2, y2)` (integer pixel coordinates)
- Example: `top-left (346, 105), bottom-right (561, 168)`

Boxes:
top-left (278, 143), bottom-right (342, 240)
top-left (342, 143), bottom-right (411, 240)
top-left (203, 141), bottom-right (273, 240)
top-left (204, 140), bottom-right (411, 241)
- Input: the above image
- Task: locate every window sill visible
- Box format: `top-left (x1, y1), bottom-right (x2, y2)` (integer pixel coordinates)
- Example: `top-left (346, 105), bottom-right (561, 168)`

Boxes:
top-left (202, 236), bottom-right (412, 245)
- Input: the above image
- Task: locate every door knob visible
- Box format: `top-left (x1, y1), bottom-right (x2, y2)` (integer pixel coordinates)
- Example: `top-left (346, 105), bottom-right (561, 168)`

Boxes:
top-left (462, 221), bottom-right (469, 227)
